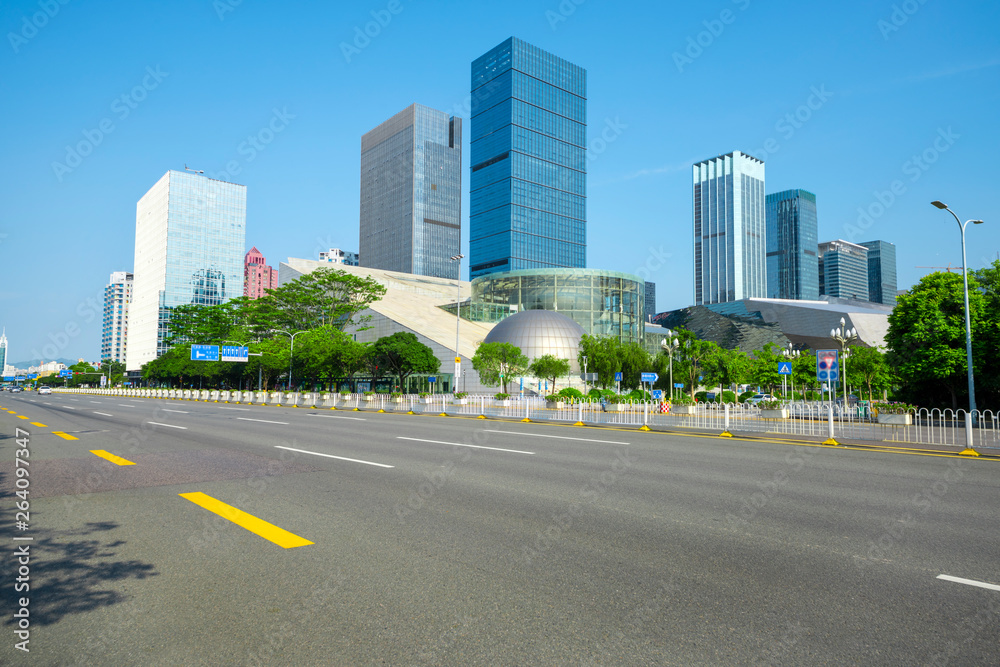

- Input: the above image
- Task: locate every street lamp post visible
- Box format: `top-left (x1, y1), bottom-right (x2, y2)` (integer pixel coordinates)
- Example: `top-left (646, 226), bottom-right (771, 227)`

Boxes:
top-left (450, 254), bottom-right (464, 391)
top-left (274, 330), bottom-right (307, 391)
top-left (582, 355), bottom-right (588, 395)
top-left (784, 345), bottom-right (800, 402)
top-left (660, 332), bottom-right (679, 400)
top-left (931, 201), bottom-right (985, 432)
top-left (830, 317), bottom-right (857, 409)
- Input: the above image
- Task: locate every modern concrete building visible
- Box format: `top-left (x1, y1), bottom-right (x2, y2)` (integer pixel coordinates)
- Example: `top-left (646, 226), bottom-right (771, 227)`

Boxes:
top-left (765, 189), bottom-right (819, 300)
top-left (859, 240), bottom-right (897, 306)
top-left (469, 37), bottom-right (587, 278)
top-left (818, 240), bottom-right (869, 301)
top-left (360, 104), bottom-right (462, 280)
top-left (126, 170), bottom-right (246, 372)
top-left (244, 247), bottom-right (278, 299)
top-left (693, 151), bottom-right (766, 305)
top-left (101, 271), bottom-right (133, 363)
top-left (319, 248), bottom-right (359, 266)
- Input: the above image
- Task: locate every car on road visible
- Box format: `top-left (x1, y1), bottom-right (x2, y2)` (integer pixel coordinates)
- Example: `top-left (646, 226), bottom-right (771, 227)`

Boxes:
top-left (745, 393), bottom-right (774, 405)
top-left (10, 386), bottom-right (23, 393)
top-left (37, 386), bottom-right (52, 395)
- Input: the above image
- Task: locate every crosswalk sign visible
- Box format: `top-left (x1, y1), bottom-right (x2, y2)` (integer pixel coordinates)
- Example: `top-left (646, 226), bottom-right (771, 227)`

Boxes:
top-left (778, 362), bottom-right (792, 375)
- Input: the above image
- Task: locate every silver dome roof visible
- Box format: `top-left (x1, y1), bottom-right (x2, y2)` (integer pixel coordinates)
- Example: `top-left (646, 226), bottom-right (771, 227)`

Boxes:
top-left (483, 310), bottom-right (586, 370)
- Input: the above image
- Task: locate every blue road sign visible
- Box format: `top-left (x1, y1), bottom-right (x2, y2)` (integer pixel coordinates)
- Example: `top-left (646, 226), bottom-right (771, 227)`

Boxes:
top-left (15, 376), bottom-right (26, 381)
top-left (58, 370), bottom-right (72, 377)
top-left (220, 345), bottom-right (249, 362)
top-left (652, 389), bottom-right (663, 400)
top-left (816, 349), bottom-right (839, 382)
top-left (3, 376), bottom-right (15, 381)
top-left (428, 376), bottom-right (436, 383)
top-left (614, 372), bottom-right (623, 382)
top-left (674, 383), bottom-right (684, 388)
top-left (640, 372), bottom-right (658, 383)
top-left (191, 344), bottom-right (220, 361)
top-left (27, 373), bottom-right (37, 380)
top-left (778, 362), bottom-right (793, 375)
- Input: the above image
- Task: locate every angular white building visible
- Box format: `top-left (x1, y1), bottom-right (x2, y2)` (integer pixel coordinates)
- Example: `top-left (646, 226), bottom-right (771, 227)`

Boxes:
top-left (126, 170), bottom-right (246, 372)
top-left (693, 151), bottom-right (766, 305)
top-left (102, 271), bottom-right (133, 363)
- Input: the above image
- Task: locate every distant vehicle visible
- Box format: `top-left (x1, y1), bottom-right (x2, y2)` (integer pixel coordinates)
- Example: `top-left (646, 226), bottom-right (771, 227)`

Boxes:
top-left (746, 393), bottom-right (774, 405)
top-left (37, 386), bottom-right (52, 395)
top-left (10, 386), bottom-right (23, 393)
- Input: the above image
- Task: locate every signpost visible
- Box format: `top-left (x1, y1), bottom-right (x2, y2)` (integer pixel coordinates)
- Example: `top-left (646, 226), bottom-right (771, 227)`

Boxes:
top-left (778, 362), bottom-right (792, 400)
top-left (816, 349), bottom-right (839, 404)
top-left (652, 389), bottom-right (663, 400)
top-left (640, 372), bottom-right (658, 400)
top-left (191, 344), bottom-right (220, 361)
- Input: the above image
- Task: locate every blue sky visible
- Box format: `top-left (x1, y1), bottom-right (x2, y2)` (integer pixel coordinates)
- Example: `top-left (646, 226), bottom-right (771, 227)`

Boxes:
top-left (2, 0), bottom-right (998, 364)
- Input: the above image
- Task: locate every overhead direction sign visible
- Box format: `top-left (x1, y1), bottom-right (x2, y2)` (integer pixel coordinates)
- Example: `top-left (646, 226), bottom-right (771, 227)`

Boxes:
top-left (640, 372), bottom-right (658, 383)
top-left (220, 345), bottom-right (249, 362)
top-left (778, 362), bottom-right (793, 375)
top-left (191, 344), bottom-right (220, 361)
top-left (816, 349), bottom-right (839, 382)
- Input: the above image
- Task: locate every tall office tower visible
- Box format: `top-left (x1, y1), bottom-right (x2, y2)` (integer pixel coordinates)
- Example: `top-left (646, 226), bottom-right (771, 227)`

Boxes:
top-left (693, 151), bottom-right (766, 305)
top-left (101, 271), bottom-right (133, 363)
top-left (319, 248), bottom-right (359, 266)
top-left (360, 104), bottom-right (462, 279)
top-left (244, 247), bottom-right (278, 299)
top-left (859, 240), bottom-right (897, 306)
top-left (818, 240), bottom-right (869, 300)
top-left (644, 282), bottom-right (657, 321)
top-left (0, 328), bottom-right (7, 372)
top-left (765, 189), bottom-right (819, 300)
top-left (126, 170), bottom-right (246, 372)
top-left (469, 37), bottom-right (587, 278)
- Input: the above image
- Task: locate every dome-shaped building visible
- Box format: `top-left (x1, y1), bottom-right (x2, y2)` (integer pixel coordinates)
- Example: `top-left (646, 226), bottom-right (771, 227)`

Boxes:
top-left (482, 309), bottom-right (586, 372)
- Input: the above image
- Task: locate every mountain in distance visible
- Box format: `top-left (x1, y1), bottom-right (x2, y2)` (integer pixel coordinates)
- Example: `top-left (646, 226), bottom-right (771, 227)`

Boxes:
top-left (8, 357), bottom-right (90, 369)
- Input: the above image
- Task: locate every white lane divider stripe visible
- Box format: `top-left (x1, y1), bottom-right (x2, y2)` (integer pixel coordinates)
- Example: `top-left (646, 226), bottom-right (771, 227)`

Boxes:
top-left (162, 409), bottom-right (189, 413)
top-left (937, 574), bottom-right (1000, 592)
top-left (274, 445), bottom-right (393, 468)
top-left (482, 429), bottom-right (629, 445)
top-left (147, 422), bottom-right (188, 430)
top-left (306, 414), bottom-right (366, 421)
top-left (94, 412), bottom-right (114, 417)
top-left (238, 417), bottom-right (288, 425)
top-left (397, 436), bottom-right (534, 455)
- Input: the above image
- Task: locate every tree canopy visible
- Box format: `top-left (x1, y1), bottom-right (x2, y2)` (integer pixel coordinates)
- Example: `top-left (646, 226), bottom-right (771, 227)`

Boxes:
top-left (472, 342), bottom-right (529, 394)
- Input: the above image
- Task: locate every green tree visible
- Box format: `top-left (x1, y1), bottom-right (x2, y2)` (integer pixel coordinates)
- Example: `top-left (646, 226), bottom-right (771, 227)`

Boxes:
top-left (473, 342), bottom-right (529, 394)
top-left (846, 345), bottom-right (893, 402)
top-left (527, 354), bottom-right (571, 393)
top-left (971, 259), bottom-right (1000, 408)
top-left (577, 334), bottom-right (621, 389)
top-left (99, 360), bottom-right (126, 386)
top-left (675, 337), bottom-right (715, 399)
top-left (749, 343), bottom-right (785, 395)
top-left (369, 332), bottom-right (440, 392)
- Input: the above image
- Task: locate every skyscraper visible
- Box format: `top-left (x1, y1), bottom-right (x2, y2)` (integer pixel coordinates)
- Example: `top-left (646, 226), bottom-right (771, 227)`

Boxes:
top-left (818, 240), bottom-right (869, 301)
top-left (244, 247), bottom-right (278, 299)
top-left (102, 271), bottom-right (133, 363)
top-left (469, 37), bottom-right (587, 278)
top-left (360, 104), bottom-right (462, 279)
top-left (0, 328), bottom-right (7, 373)
top-left (765, 189), bottom-right (819, 300)
top-left (693, 151), bottom-right (766, 305)
top-left (859, 240), bottom-right (897, 305)
top-left (126, 170), bottom-right (246, 372)
top-left (644, 281), bottom-right (657, 321)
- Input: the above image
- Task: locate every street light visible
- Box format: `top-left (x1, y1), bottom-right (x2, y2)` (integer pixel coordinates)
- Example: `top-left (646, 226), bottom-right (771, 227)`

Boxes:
top-left (450, 254), bottom-right (464, 391)
top-left (660, 332), bottom-right (679, 400)
top-left (582, 355), bottom-right (588, 395)
top-left (273, 330), bottom-right (307, 391)
top-left (830, 317), bottom-right (857, 408)
top-left (931, 201), bottom-right (985, 432)
top-left (783, 344), bottom-right (801, 402)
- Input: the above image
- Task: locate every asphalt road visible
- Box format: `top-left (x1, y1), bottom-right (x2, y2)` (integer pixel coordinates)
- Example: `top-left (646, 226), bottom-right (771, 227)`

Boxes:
top-left (0, 391), bottom-right (998, 665)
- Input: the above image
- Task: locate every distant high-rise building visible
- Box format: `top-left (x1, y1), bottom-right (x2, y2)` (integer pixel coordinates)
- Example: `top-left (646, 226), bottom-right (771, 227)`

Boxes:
top-left (859, 240), bottom-right (897, 306)
top-left (818, 240), bottom-right (869, 301)
top-left (0, 328), bottom-right (7, 373)
top-left (693, 151), bottom-right (766, 305)
top-left (644, 282), bottom-right (656, 321)
top-left (360, 104), bottom-right (462, 280)
top-left (102, 271), bottom-right (133, 363)
top-left (244, 247), bottom-right (278, 299)
top-left (469, 37), bottom-right (587, 278)
top-left (126, 170), bottom-right (246, 372)
top-left (319, 248), bottom-right (359, 266)
top-left (765, 189), bottom-right (819, 300)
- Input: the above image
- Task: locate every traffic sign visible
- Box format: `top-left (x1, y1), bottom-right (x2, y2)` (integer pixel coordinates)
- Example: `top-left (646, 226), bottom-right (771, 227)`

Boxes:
top-left (652, 389), bottom-right (663, 400)
top-left (778, 362), bottom-right (792, 375)
top-left (191, 344), bottom-right (220, 361)
top-left (58, 370), bottom-right (72, 378)
top-left (428, 376), bottom-right (436, 383)
top-left (3, 376), bottom-right (14, 381)
top-left (614, 372), bottom-right (623, 382)
top-left (674, 383), bottom-right (684, 388)
top-left (816, 349), bottom-right (839, 382)
top-left (640, 372), bottom-right (658, 383)
top-left (15, 376), bottom-right (25, 381)
top-left (27, 373), bottom-right (37, 380)
top-left (454, 356), bottom-right (461, 364)
top-left (220, 345), bottom-right (249, 362)
top-left (581, 372), bottom-right (598, 381)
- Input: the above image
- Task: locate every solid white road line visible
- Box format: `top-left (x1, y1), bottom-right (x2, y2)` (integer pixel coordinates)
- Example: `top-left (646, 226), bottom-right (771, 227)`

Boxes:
top-left (162, 409), bottom-right (189, 413)
top-left (219, 407), bottom-right (250, 411)
top-left (147, 422), bottom-right (188, 430)
top-left (482, 429), bottom-right (630, 445)
top-left (275, 445), bottom-right (393, 468)
top-left (90, 401), bottom-right (101, 404)
top-left (93, 412), bottom-right (114, 417)
top-left (238, 417), bottom-right (288, 425)
top-left (306, 414), bottom-right (366, 421)
top-left (937, 574), bottom-right (1000, 592)
top-left (64, 406), bottom-right (76, 410)
top-left (117, 404), bottom-right (134, 408)
top-left (397, 436), bottom-right (534, 455)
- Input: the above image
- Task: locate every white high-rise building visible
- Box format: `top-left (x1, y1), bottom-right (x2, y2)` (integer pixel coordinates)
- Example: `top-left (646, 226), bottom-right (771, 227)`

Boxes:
top-left (126, 170), bottom-right (246, 372)
top-left (693, 151), bottom-right (766, 305)
top-left (102, 271), bottom-right (133, 363)
top-left (319, 248), bottom-right (359, 265)
top-left (0, 328), bottom-right (8, 374)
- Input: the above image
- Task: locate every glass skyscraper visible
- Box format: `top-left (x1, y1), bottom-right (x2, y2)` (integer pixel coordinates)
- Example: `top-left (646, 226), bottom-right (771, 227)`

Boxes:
top-left (765, 189), bottom-right (819, 300)
top-left (360, 104), bottom-right (462, 280)
top-left (859, 240), bottom-right (897, 306)
top-left (693, 151), bottom-right (766, 305)
top-left (126, 170), bottom-right (246, 371)
top-left (818, 240), bottom-right (869, 301)
top-left (469, 37), bottom-right (587, 279)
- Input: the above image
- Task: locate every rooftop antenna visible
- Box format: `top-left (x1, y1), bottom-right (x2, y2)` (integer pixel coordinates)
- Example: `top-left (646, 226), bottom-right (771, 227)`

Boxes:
top-left (184, 164), bottom-right (204, 174)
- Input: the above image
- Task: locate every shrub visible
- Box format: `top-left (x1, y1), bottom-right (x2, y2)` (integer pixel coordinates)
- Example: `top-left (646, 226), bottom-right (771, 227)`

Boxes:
top-left (871, 401), bottom-right (916, 415)
top-left (418, 392), bottom-right (430, 398)
top-left (627, 389), bottom-right (651, 401)
top-left (587, 388), bottom-right (603, 399)
top-left (545, 394), bottom-right (562, 402)
top-left (390, 392), bottom-right (403, 398)
top-left (339, 392), bottom-right (352, 398)
top-left (758, 400), bottom-right (784, 410)
top-left (671, 394), bottom-right (694, 405)
top-left (453, 392), bottom-right (468, 399)
top-left (558, 387), bottom-right (584, 399)
top-left (494, 392), bottom-right (510, 400)
top-left (694, 391), bottom-right (709, 403)
top-left (719, 390), bottom-right (737, 403)
top-left (363, 391), bottom-right (375, 397)
top-left (738, 390), bottom-right (756, 402)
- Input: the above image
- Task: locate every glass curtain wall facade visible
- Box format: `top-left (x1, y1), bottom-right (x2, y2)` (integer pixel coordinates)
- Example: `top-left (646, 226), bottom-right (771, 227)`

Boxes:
top-left (818, 240), bottom-right (869, 300)
top-left (644, 281), bottom-right (656, 321)
top-left (470, 268), bottom-right (643, 344)
top-left (469, 37), bottom-right (587, 279)
top-left (126, 170), bottom-right (246, 371)
top-left (765, 189), bottom-right (819, 300)
top-left (360, 104), bottom-right (462, 280)
top-left (693, 151), bottom-right (766, 305)
top-left (860, 240), bottom-right (897, 305)
top-left (102, 271), bottom-right (133, 362)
